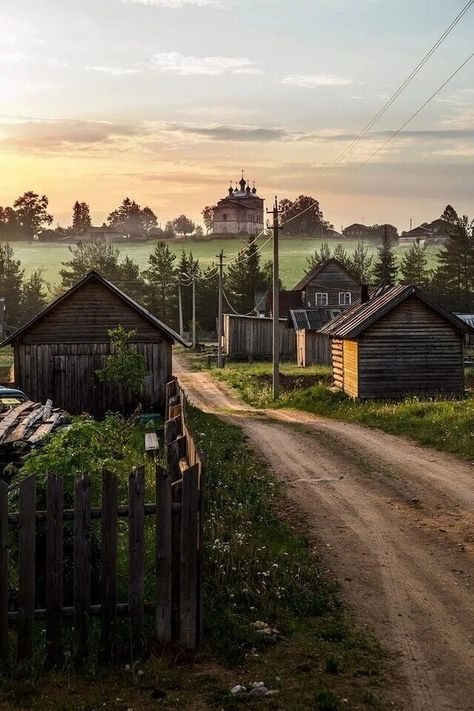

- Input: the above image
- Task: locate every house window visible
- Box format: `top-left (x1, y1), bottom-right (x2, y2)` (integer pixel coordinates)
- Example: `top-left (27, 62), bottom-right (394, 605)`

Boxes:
top-left (315, 292), bottom-right (328, 306)
top-left (338, 292), bottom-right (352, 306)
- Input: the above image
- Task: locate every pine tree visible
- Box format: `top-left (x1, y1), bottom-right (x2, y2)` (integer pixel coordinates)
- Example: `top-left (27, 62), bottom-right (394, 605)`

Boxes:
top-left (20, 270), bottom-right (48, 322)
top-left (196, 264), bottom-right (219, 332)
top-left (434, 214), bottom-right (474, 310)
top-left (72, 201), bottom-right (91, 233)
top-left (60, 242), bottom-right (124, 287)
top-left (177, 251), bottom-right (199, 330)
top-left (399, 244), bottom-right (430, 288)
top-left (116, 255), bottom-right (147, 303)
top-left (332, 244), bottom-right (352, 272)
top-left (226, 237), bottom-right (265, 313)
top-left (349, 241), bottom-right (373, 284)
top-left (143, 242), bottom-right (177, 325)
top-left (305, 242), bottom-right (331, 272)
top-left (0, 244), bottom-right (25, 328)
top-left (373, 226), bottom-right (398, 286)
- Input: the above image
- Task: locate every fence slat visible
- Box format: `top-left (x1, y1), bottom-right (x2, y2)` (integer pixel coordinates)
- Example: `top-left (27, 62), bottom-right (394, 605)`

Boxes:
top-left (100, 472), bottom-right (117, 662)
top-left (17, 475), bottom-right (36, 662)
top-left (73, 474), bottom-right (91, 664)
top-left (197, 459), bottom-right (205, 646)
top-left (179, 464), bottom-right (200, 649)
top-left (156, 465), bottom-right (172, 643)
top-left (129, 467), bottom-right (145, 656)
top-left (46, 474), bottom-right (64, 667)
top-left (0, 481), bottom-right (8, 663)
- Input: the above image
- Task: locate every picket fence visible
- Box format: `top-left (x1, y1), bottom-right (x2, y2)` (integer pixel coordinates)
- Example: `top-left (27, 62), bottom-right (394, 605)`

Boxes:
top-left (0, 378), bottom-right (204, 666)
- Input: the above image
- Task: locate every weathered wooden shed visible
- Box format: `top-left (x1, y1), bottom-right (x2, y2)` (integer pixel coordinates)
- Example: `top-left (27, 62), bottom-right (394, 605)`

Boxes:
top-left (223, 313), bottom-right (296, 360)
top-left (288, 308), bottom-right (341, 367)
top-left (319, 285), bottom-right (473, 399)
top-left (1, 271), bottom-right (186, 417)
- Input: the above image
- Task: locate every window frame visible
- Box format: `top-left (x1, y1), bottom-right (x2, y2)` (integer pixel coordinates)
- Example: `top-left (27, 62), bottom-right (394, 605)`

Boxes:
top-left (338, 291), bottom-right (352, 306)
top-left (315, 292), bottom-right (329, 306)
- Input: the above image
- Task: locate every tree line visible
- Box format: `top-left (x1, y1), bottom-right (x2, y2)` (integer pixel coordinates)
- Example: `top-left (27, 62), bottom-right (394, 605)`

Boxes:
top-left (306, 205), bottom-right (474, 312)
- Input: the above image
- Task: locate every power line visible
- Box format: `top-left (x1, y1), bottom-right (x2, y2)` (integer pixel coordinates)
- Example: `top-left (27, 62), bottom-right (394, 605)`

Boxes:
top-left (331, 0), bottom-right (474, 167)
top-left (355, 52), bottom-right (474, 170)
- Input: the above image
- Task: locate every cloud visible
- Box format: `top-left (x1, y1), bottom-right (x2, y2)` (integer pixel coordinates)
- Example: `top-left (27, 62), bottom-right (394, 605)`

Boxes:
top-left (122, 0), bottom-right (224, 6)
top-left (282, 73), bottom-right (351, 88)
top-left (149, 52), bottom-right (261, 76)
top-left (86, 65), bottom-right (140, 76)
top-left (167, 123), bottom-right (292, 141)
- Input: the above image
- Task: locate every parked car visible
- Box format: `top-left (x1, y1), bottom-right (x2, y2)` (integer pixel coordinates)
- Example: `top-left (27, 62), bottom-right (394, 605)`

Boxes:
top-left (0, 386), bottom-right (28, 413)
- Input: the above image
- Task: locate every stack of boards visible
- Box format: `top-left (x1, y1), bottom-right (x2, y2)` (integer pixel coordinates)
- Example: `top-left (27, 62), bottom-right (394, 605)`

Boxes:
top-left (0, 399), bottom-right (65, 446)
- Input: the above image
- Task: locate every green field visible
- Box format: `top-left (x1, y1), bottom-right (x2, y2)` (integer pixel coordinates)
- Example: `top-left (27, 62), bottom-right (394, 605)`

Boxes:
top-left (10, 237), bottom-right (441, 290)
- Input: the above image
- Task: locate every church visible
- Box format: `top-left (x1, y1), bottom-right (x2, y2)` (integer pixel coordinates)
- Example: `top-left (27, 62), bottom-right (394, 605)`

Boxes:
top-left (213, 175), bottom-right (264, 236)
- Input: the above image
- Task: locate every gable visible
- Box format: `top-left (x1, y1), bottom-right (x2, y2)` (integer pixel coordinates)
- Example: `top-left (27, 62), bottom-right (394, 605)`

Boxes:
top-left (295, 259), bottom-right (359, 291)
top-left (17, 280), bottom-right (167, 344)
top-left (362, 295), bottom-right (463, 340)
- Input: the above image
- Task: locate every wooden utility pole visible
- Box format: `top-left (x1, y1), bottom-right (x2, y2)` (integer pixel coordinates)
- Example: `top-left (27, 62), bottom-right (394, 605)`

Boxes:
top-left (267, 196), bottom-right (281, 400)
top-left (178, 275), bottom-right (184, 339)
top-left (217, 250), bottom-right (225, 368)
top-left (191, 277), bottom-right (196, 349)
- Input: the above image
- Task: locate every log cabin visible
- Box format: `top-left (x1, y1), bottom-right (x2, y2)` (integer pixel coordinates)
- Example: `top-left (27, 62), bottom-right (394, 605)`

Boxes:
top-left (294, 259), bottom-right (360, 309)
top-left (319, 285), bottom-right (473, 399)
top-left (1, 271), bottom-right (187, 417)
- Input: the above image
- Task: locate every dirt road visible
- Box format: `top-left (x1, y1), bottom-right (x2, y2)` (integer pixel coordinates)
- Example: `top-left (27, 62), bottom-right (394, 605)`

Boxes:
top-left (175, 357), bottom-right (474, 711)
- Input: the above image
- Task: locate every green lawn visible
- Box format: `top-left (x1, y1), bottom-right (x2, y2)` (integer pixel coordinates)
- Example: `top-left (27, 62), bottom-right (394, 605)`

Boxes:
top-left (7, 237), bottom-right (441, 290)
top-left (210, 360), bottom-right (474, 461)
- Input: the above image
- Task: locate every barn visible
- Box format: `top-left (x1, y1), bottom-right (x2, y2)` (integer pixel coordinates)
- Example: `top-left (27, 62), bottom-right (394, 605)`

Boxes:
top-left (319, 284), bottom-right (473, 399)
top-left (288, 308), bottom-right (340, 367)
top-left (1, 271), bottom-right (186, 417)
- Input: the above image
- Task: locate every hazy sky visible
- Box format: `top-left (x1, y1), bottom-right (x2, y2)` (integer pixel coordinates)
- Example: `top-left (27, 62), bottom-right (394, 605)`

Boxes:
top-left (0, 0), bottom-right (473, 230)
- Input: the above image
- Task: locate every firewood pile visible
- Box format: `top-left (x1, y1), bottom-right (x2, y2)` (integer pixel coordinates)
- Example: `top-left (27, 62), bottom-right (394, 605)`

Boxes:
top-left (0, 399), bottom-right (66, 446)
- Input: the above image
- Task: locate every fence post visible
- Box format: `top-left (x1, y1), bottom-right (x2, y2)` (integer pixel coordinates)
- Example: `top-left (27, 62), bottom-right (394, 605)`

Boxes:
top-left (17, 475), bottom-right (36, 663)
top-left (197, 459), bottom-right (205, 645)
top-left (0, 481), bottom-right (8, 664)
top-left (156, 465), bottom-right (172, 644)
top-left (129, 467), bottom-right (145, 657)
top-left (73, 474), bottom-right (91, 665)
top-left (179, 464), bottom-right (199, 650)
top-left (100, 472), bottom-right (118, 662)
top-left (46, 473), bottom-right (64, 667)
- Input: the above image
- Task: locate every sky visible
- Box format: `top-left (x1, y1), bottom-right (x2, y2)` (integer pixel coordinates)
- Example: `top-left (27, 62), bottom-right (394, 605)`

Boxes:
top-left (0, 0), bottom-right (473, 231)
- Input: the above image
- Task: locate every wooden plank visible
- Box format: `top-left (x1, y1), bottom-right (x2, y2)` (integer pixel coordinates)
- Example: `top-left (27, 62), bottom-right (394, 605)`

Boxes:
top-left (0, 401), bottom-right (36, 443)
top-left (164, 415), bottom-right (182, 446)
top-left (100, 473), bottom-right (118, 663)
top-left (197, 459), bottom-right (205, 646)
top-left (46, 474), bottom-right (64, 667)
top-left (3, 405), bottom-right (44, 444)
top-left (0, 481), bottom-right (8, 664)
top-left (156, 465), bottom-right (172, 644)
top-left (179, 464), bottom-right (200, 649)
top-left (145, 432), bottom-right (159, 458)
top-left (17, 475), bottom-right (36, 662)
top-left (128, 467), bottom-right (145, 657)
top-left (73, 474), bottom-right (91, 665)
top-left (28, 412), bottom-right (63, 444)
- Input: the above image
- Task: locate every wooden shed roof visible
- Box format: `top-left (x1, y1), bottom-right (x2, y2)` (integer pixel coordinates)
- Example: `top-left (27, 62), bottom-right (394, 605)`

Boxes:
top-left (293, 258), bottom-right (358, 291)
top-left (1, 270), bottom-right (188, 347)
top-left (318, 284), bottom-right (473, 339)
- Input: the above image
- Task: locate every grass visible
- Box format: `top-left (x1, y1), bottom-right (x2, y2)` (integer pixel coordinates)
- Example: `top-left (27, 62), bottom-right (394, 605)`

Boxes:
top-left (5, 236), bottom-right (442, 291)
top-left (210, 360), bottom-right (474, 461)
top-left (0, 406), bottom-right (393, 710)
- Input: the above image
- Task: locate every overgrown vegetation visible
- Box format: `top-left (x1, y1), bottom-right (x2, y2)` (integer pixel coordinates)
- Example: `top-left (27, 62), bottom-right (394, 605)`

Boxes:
top-left (214, 361), bottom-right (474, 461)
top-left (96, 326), bottom-right (149, 394)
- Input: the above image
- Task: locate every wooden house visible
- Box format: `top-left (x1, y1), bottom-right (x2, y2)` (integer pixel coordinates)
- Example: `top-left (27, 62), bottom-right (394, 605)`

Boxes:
top-left (319, 285), bottom-right (473, 399)
top-left (294, 259), bottom-right (360, 309)
top-left (288, 308), bottom-right (340, 367)
top-left (1, 271), bottom-right (187, 417)
top-left (223, 314), bottom-right (296, 360)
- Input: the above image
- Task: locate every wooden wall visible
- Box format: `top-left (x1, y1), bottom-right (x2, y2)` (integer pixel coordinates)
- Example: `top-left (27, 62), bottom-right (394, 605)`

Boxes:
top-left (223, 315), bottom-right (296, 359)
top-left (14, 341), bottom-right (171, 417)
top-left (356, 297), bottom-right (465, 398)
top-left (304, 261), bottom-right (359, 308)
top-left (297, 331), bottom-right (331, 367)
top-left (332, 339), bottom-right (344, 389)
top-left (343, 340), bottom-right (359, 398)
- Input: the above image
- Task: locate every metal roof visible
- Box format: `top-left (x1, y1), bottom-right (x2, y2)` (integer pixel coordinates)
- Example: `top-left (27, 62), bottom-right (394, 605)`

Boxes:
top-left (0, 270), bottom-right (188, 347)
top-left (318, 284), bottom-right (473, 339)
top-left (288, 308), bottom-right (342, 331)
top-left (456, 314), bottom-right (474, 329)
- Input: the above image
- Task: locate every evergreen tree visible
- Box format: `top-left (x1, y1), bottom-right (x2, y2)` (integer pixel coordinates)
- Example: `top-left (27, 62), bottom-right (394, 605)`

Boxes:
top-left (20, 270), bottom-right (48, 322)
top-left (399, 244), bottom-right (430, 288)
top-left (261, 259), bottom-right (282, 291)
top-left (349, 241), bottom-right (373, 284)
top-left (143, 242), bottom-right (177, 325)
top-left (373, 226), bottom-right (398, 286)
top-left (72, 201), bottom-right (91, 233)
top-left (196, 264), bottom-right (219, 332)
top-left (226, 236), bottom-right (266, 313)
top-left (0, 244), bottom-right (25, 327)
top-left (115, 254), bottom-right (148, 303)
top-left (332, 244), bottom-right (352, 272)
top-left (305, 242), bottom-right (331, 272)
top-left (60, 242), bottom-right (124, 287)
top-left (434, 214), bottom-right (474, 310)
top-left (177, 251), bottom-right (199, 330)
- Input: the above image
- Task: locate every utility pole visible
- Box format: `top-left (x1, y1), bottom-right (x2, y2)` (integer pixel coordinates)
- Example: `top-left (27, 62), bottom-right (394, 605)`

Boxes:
top-left (217, 250), bottom-right (225, 367)
top-left (191, 276), bottom-right (196, 349)
top-left (178, 274), bottom-right (184, 339)
top-left (267, 196), bottom-right (281, 400)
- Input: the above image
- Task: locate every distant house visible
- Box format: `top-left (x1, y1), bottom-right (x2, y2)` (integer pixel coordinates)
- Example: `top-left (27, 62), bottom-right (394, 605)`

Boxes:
top-left (266, 290), bottom-right (304, 318)
top-left (213, 176), bottom-right (264, 236)
top-left (342, 224), bottom-right (374, 240)
top-left (82, 227), bottom-right (127, 243)
top-left (294, 258), bottom-right (360, 309)
top-left (1, 271), bottom-right (186, 417)
top-left (319, 284), bottom-right (473, 399)
top-left (399, 219), bottom-right (452, 246)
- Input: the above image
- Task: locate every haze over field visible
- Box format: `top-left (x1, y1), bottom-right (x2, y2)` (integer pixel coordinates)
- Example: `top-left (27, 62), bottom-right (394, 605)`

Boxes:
top-left (0, 0), bottom-right (473, 230)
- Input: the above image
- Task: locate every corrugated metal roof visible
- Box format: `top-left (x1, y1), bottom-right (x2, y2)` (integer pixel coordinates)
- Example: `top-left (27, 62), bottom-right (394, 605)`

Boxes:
top-left (456, 314), bottom-right (474, 329)
top-left (318, 284), bottom-right (473, 338)
top-left (288, 308), bottom-right (342, 331)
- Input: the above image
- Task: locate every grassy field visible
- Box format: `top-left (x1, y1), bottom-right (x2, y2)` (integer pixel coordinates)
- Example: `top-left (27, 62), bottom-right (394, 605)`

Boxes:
top-left (1, 406), bottom-right (393, 710)
top-left (8, 237), bottom-right (441, 290)
top-left (208, 360), bottom-right (474, 462)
